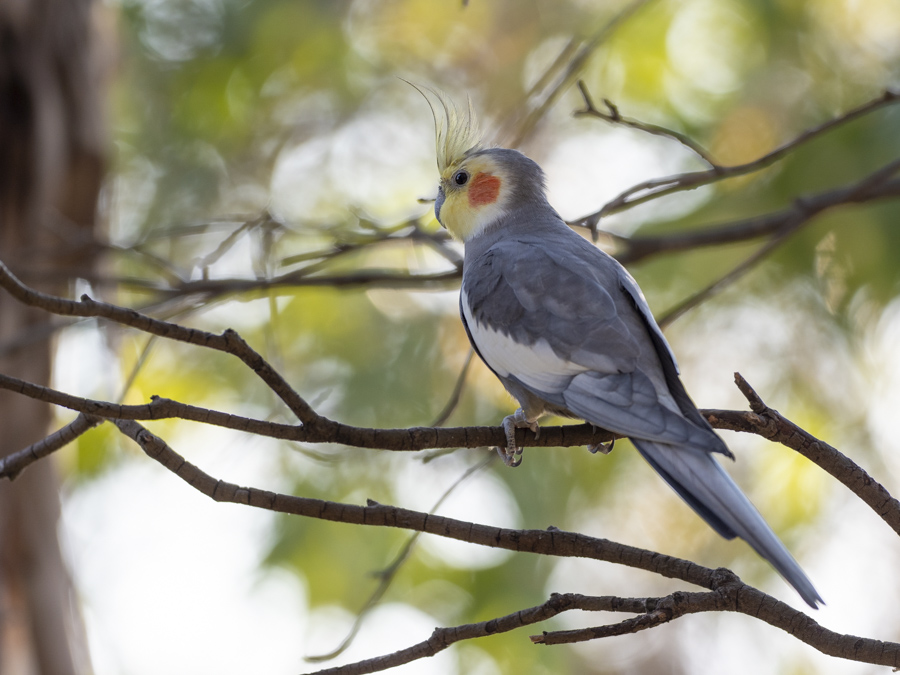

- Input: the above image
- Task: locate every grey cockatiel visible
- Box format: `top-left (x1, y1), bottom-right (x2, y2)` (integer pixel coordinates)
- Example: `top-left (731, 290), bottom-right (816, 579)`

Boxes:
top-left (421, 90), bottom-right (822, 608)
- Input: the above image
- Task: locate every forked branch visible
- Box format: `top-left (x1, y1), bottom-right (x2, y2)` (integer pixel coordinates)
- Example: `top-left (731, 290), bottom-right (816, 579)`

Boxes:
top-left (573, 85), bottom-right (900, 233)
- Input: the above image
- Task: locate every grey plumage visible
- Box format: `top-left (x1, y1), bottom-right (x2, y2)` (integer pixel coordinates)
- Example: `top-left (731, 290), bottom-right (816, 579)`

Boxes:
top-left (454, 148), bottom-right (822, 608)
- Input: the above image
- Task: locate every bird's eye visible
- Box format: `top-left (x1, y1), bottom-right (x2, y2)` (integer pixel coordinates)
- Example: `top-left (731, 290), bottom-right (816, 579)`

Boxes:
top-left (454, 170), bottom-right (469, 186)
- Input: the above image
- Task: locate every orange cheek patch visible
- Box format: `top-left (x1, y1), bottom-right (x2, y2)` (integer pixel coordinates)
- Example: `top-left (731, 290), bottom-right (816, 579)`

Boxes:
top-left (468, 173), bottom-right (501, 207)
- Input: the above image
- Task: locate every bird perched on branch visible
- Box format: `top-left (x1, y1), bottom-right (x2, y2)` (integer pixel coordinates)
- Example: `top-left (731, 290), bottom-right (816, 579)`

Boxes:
top-left (417, 87), bottom-right (822, 608)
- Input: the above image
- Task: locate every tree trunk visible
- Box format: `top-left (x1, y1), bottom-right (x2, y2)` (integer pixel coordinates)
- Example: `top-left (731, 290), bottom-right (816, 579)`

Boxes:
top-left (0, 0), bottom-right (109, 672)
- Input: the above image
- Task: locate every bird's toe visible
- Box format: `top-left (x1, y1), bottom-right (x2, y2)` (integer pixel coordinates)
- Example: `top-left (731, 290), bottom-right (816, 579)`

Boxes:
top-left (493, 444), bottom-right (523, 467)
top-left (587, 439), bottom-right (616, 455)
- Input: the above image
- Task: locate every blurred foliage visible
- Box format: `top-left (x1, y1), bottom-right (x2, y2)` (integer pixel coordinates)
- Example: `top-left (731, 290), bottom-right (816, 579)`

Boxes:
top-left (63, 0), bottom-right (900, 671)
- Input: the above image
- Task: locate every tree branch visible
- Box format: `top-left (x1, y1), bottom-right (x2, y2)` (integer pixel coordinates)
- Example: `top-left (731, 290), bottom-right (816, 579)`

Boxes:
top-left (303, 593), bottom-right (678, 675)
top-left (721, 373), bottom-right (900, 538)
top-left (0, 413), bottom-right (102, 480)
top-left (638, 158), bottom-right (900, 327)
top-left (7, 361), bottom-right (898, 553)
top-left (502, 0), bottom-right (653, 147)
top-left (532, 587), bottom-right (900, 666)
top-left (103, 418), bottom-right (900, 673)
top-left (305, 455), bottom-right (494, 663)
top-left (575, 81), bottom-right (716, 166)
top-left (109, 418), bottom-right (721, 588)
top-left (0, 260), bottom-right (318, 424)
top-left (615, 163), bottom-right (900, 264)
top-left (0, 373), bottom-right (617, 478)
top-left (572, 88), bottom-right (900, 234)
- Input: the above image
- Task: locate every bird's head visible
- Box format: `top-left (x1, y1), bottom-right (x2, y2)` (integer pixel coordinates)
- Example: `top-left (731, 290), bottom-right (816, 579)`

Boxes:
top-left (417, 88), bottom-right (546, 242)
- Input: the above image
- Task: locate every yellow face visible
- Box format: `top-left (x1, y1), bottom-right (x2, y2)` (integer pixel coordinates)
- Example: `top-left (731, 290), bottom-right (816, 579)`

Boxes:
top-left (437, 153), bottom-right (511, 242)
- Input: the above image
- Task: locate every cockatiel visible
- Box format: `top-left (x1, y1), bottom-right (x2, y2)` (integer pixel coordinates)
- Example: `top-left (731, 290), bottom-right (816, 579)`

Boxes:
top-left (421, 90), bottom-right (822, 608)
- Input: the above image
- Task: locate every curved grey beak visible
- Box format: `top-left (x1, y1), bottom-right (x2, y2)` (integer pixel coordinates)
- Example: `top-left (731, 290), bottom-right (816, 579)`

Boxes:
top-left (434, 186), bottom-right (445, 228)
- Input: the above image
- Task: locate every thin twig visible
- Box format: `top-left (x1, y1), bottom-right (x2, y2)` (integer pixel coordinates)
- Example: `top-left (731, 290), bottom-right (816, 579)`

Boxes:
top-left (0, 413), bottom-right (103, 480)
top-left (306, 454), bottom-right (494, 663)
top-left (117, 335), bottom-right (158, 403)
top-left (657, 232), bottom-right (789, 328)
top-left (196, 218), bottom-right (253, 270)
top-left (575, 81), bottom-right (716, 165)
top-left (503, 0), bottom-right (653, 147)
top-left (653, 158), bottom-right (900, 326)
top-left (429, 348), bottom-right (475, 427)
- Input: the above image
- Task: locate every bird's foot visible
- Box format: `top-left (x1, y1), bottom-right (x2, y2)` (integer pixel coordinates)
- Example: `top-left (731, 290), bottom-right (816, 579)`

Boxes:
top-left (494, 409), bottom-right (539, 467)
top-left (588, 438), bottom-right (616, 455)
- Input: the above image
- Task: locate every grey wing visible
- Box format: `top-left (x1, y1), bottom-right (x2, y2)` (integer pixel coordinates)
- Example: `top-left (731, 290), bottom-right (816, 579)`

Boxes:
top-left (462, 238), bottom-right (719, 450)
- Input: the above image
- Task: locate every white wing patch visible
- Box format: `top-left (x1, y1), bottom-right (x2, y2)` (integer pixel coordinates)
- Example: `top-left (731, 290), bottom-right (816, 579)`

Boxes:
top-left (461, 289), bottom-right (585, 393)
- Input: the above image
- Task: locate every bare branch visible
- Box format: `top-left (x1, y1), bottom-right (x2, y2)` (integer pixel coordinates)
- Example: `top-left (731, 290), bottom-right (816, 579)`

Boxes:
top-left (534, 606), bottom-right (673, 645)
top-left (722, 373), bottom-right (900, 538)
top-left (306, 455), bottom-right (494, 663)
top-left (0, 413), bottom-right (102, 480)
top-left (615, 172), bottom-right (900, 266)
top-left (303, 593), bottom-right (670, 675)
top-left (655, 156), bottom-right (900, 262)
top-left (0, 260), bottom-right (318, 423)
top-left (575, 81), bottom-right (716, 166)
top-left (572, 88), bottom-right (900, 234)
top-left (657, 231), bottom-right (790, 328)
top-left (109, 418), bottom-right (719, 588)
top-left (304, 583), bottom-right (900, 673)
top-left (533, 587), bottom-right (900, 667)
top-left (502, 0), bottom-right (653, 147)
top-left (2, 331), bottom-right (898, 544)
top-left (0, 371), bottom-right (615, 474)
top-left (429, 348), bottom-right (474, 427)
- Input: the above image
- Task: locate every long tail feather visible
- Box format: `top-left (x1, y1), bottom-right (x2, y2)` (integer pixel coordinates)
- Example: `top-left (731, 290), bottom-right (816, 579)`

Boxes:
top-left (632, 438), bottom-right (823, 608)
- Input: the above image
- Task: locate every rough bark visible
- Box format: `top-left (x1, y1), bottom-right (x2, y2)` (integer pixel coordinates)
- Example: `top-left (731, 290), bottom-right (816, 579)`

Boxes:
top-left (0, 0), bottom-right (108, 672)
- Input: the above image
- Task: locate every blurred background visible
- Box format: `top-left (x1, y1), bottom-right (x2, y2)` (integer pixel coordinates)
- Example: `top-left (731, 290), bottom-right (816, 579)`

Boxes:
top-left (2, 0), bottom-right (900, 673)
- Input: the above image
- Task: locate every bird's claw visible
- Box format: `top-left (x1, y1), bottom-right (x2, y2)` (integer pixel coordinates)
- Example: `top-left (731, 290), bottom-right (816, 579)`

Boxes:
top-left (493, 409), bottom-right (539, 467)
top-left (588, 438), bottom-right (616, 455)
top-left (496, 445), bottom-right (524, 467)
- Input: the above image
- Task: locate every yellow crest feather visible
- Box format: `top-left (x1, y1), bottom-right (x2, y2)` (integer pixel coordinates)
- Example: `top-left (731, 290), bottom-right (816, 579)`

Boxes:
top-left (407, 82), bottom-right (483, 172)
